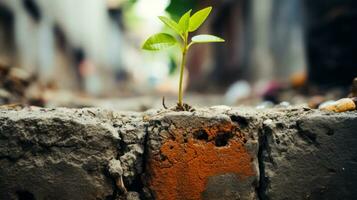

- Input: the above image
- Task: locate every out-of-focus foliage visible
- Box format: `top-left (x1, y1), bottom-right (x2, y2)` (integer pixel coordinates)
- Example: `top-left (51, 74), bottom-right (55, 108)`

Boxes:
top-left (165, 0), bottom-right (197, 22)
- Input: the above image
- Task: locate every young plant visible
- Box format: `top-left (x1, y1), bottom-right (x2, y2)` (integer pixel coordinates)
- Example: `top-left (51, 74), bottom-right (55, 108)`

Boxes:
top-left (142, 6), bottom-right (225, 110)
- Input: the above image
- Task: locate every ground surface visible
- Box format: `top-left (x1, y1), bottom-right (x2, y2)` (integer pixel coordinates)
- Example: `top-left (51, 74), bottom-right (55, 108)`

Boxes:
top-left (0, 106), bottom-right (356, 200)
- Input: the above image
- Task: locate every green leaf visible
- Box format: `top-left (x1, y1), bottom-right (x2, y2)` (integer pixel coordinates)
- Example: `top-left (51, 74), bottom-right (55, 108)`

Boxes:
top-left (189, 7), bottom-right (212, 32)
top-left (191, 34), bottom-right (225, 43)
top-left (142, 33), bottom-right (177, 51)
top-left (178, 9), bottom-right (192, 34)
top-left (158, 16), bottom-right (182, 35)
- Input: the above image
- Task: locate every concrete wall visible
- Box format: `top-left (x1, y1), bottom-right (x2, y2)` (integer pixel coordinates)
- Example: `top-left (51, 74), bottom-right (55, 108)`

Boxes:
top-left (0, 106), bottom-right (356, 199)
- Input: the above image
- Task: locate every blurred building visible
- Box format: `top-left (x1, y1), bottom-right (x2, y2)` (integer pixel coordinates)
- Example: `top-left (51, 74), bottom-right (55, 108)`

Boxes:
top-left (0, 0), bottom-right (125, 95)
top-left (0, 0), bottom-right (355, 100)
top-left (186, 0), bottom-right (306, 91)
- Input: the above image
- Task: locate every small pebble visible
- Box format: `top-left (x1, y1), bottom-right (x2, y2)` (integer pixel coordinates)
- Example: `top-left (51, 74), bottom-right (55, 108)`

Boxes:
top-left (278, 101), bottom-right (291, 107)
top-left (263, 119), bottom-right (273, 126)
top-left (210, 105), bottom-right (231, 111)
top-left (318, 100), bottom-right (336, 109)
top-left (319, 98), bottom-right (356, 112)
top-left (256, 101), bottom-right (274, 109)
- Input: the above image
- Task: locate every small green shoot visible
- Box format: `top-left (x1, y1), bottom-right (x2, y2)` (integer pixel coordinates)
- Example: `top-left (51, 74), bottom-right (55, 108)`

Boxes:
top-left (142, 6), bottom-right (225, 110)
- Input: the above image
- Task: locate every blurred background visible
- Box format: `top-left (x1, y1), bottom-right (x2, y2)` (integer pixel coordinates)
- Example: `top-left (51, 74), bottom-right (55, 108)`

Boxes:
top-left (0, 0), bottom-right (356, 110)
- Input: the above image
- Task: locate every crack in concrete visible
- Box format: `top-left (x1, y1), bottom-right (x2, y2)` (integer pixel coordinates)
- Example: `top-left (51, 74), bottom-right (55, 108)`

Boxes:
top-left (256, 127), bottom-right (270, 200)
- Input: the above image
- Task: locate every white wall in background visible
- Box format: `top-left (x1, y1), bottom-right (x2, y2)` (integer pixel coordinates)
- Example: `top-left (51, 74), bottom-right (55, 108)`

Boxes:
top-left (0, 0), bottom-right (125, 94)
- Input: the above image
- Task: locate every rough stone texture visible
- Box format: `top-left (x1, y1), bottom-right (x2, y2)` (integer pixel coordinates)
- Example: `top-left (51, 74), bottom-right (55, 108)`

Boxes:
top-left (144, 107), bottom-right (260, 200)
top-left (111, 111), bottom-right (147, 191)
top-left (0, 107), bottom-right (146, 200)
top-left (0, 106), bottom-right (357, 200)
top-left (260, 109), bottom-right (357, 200)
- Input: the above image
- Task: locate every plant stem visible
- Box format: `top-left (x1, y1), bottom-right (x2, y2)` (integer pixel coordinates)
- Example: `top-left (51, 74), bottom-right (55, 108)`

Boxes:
top-left (178, 48), bottom-right (187, 108)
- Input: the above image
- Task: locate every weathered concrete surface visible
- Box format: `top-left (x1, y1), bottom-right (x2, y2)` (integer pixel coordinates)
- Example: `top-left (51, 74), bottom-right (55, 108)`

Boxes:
top-left (0, 107), bottom-right (146, 200)
top-left (259, 109), bottom-right (357, 200)
top-left (0, 106), bottom-right (356, 200)
top-left (144, 107), bottom-right (260, 200)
